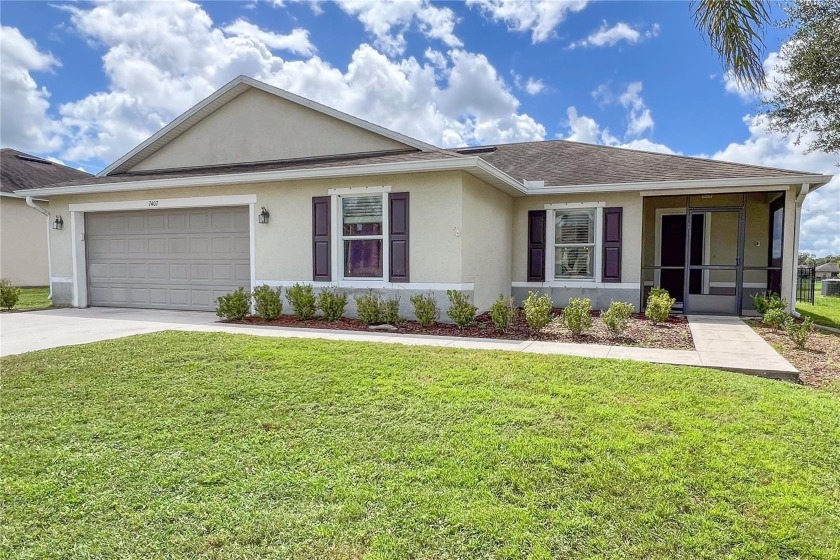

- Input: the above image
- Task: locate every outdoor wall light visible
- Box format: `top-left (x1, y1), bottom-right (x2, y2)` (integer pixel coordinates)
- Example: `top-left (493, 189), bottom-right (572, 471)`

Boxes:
top-left (52, 215), bottom-right (64, 230)
top-left (258, 207), bottom-right (270, 224)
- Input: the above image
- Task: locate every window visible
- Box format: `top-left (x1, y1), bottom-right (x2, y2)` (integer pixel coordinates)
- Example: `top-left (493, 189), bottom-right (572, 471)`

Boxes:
top-left (341, 194), bottom-right (384, 278)
top-left (554, 208), bottom-right (596, 280)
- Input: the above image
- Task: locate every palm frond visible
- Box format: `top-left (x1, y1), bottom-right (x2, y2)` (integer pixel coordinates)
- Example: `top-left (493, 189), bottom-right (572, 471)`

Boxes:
top-left (693, 0), bottom-right (771, 91)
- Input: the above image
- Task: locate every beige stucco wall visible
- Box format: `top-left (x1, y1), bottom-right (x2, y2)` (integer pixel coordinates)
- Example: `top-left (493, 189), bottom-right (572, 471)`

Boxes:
top-left (131, 88), bottom-right (410, 172)
top-left (512, 191), bottom-right (643, 284)
top-left (0, 196), bottom-right (49, 286)
top-left (461, 172), bottom-right (513, 309)
top-left (47, 171), bottom-right (466, 291)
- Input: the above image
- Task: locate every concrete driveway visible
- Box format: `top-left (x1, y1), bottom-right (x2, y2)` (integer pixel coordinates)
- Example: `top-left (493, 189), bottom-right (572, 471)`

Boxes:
top-left (0, 307), bottom-right (218, 357)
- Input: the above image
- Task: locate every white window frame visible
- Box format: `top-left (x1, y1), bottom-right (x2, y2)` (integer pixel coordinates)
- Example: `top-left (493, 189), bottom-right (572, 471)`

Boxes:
top-left (545, 202), bottom-right (604, 283)
top-left (330, 186), bottom-right (390, 282)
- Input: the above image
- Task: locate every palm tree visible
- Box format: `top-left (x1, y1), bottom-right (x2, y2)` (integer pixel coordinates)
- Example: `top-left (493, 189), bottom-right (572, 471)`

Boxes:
top-left (692, 0), bottom-right (772, 91)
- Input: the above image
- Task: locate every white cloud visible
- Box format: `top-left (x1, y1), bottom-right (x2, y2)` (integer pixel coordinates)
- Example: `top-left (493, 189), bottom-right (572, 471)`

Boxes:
top-left (0, 26), bottom-right (64, 153)
top-left (333, 0), bottom-right (462, 56)
top-left (512, 72), bottom-right (546, 95)
top-left (619, 81), bottom-right (654, 136)
top-left (467, 0), bottom-right (588, 43)
top-left (14, 0), bottom-right (541, 166)
top-left (223, 20), bottom-right (315, 56)
top-left (569, 21), bottom-right (659, 49)
top-left (524, 77), bottom-right (545, 95)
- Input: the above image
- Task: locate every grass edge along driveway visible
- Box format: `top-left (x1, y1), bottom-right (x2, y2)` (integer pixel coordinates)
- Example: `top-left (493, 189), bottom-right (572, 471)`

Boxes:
top-left (3, 332), bottom-right (839, 559)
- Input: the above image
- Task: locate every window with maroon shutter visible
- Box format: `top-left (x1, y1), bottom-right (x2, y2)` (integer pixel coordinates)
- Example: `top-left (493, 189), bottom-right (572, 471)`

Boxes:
top-left (312, 196), bottom-right (331, 281)
top-left (602, 206), bottom-right (622, 283)
top-left (388, 192), bottom-right (409, 282)
top-left (527, 210), bottom-right (546, 282)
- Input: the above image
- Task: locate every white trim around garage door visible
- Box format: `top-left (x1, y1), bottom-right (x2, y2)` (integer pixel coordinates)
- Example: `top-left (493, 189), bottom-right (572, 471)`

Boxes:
top-left (69, 194), bottom-right (257, 309)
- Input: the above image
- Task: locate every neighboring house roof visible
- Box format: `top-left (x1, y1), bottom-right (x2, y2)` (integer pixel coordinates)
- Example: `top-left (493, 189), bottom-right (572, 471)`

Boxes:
top-left (1, 149), bottom-right (91, 195)
top-left (816, 262), bottom-right (840, 273)
top-left (460, 140), bottom-right (813, 186)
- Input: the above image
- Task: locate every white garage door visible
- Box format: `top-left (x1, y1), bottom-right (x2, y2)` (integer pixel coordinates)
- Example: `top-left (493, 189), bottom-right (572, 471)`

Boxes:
top-left (85, 207), bottom-right (250, 311)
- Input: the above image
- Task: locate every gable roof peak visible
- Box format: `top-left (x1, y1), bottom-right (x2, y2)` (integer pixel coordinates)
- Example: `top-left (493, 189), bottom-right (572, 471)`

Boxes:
top-left (99, 75), bottom-right (438, 177)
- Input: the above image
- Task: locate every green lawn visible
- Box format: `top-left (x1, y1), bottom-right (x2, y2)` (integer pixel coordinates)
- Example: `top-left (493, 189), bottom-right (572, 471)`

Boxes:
top-left (3, 333), bottom-right (839, 559)
top-left (8, 286), bottom-right (52, 311)
top-left (797, 283), bottom-right (840, 328)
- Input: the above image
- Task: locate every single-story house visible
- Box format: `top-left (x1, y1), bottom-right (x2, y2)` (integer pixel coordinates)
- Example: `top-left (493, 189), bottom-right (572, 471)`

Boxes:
top-left (18, 76), bottom-right (833, 317)
top-left (1, 149), bottom-right (91, 286)
top-left (815, 262), bottom-right (839, 280)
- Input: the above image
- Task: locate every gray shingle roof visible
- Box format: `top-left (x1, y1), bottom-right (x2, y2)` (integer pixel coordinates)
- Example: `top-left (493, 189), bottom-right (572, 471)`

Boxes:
top-left (816, 262), bottom-right (839, 273)
top-left (1, 149), bottom-right (92, 194)
top-left (460, 139), bottom-right (816, 186)
top-left (45, 149), bottom-right (463, 188)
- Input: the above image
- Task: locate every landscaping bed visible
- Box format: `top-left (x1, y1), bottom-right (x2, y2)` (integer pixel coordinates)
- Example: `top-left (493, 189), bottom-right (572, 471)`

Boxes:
top-left (752, 321), bottom-right (840, 392)
top-left (236, 311), bottom-right (695, 350)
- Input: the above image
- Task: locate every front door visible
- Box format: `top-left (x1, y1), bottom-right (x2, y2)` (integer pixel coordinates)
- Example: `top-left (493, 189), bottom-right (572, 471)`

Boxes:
top-left (660, 214), bottom-right (686, 305)
top-left (659, 214), bottom-right (705, 306)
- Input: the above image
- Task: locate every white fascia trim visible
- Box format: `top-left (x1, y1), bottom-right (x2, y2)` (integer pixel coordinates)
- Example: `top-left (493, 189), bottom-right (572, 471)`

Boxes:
top-left (23, 157), bottom-right (526, 197)
top-left (50, 276), bottom-right (73, 283)
top-left (99, 76), bottom-right (438, 177)
top-left (256, 280), bottom-right (476, 291)
top-left (544, 201), bottom-right (606, 209)
top-left (512, 281), bottom-right (641, 289)
top-left (68, 194), bottom-right (256, 212)
top-left (328, 185), bottom-right (391, 195)
top-left (531, 174), bottom-right (833, 195)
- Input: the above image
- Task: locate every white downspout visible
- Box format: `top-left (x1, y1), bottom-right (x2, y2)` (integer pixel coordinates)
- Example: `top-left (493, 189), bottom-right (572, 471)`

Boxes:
top-left (790, 183), bottom-right (811, 315)
top-left (25, 196), bottom-right (53, 300)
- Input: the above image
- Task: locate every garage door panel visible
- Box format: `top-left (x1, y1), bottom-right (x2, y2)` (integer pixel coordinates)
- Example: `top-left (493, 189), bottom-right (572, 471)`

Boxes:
top-left (86, 207), bottom-right (250, 311)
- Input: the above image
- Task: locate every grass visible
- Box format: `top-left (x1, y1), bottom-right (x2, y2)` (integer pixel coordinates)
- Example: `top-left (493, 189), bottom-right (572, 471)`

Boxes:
top-left (797, 282), bottom-right (840, 328)
top-left (3, 332), bottom-right (840, 559)
top-left (4, 286), bottom-right (52, 311)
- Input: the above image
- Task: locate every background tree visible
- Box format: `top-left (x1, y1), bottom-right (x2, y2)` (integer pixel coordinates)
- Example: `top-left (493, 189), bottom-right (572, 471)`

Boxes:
top-left (693, 0), bottom-right (840, 156)
top-left (763, 0), bottom-right (840, 155)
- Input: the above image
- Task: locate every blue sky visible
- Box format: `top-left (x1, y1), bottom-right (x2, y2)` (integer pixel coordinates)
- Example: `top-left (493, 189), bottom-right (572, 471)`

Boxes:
top-left (1, 1), bottom-right (837, 254)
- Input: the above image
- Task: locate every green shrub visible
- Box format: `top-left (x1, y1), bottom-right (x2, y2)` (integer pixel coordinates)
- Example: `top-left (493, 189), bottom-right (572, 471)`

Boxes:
top-left (522, 291), bottom-right (553, 331)
top-left (317, 288), bottom-right (347, 322)
top-left (355, 291), bottom-right (382, 325)
top-left (645, 288), bottom-right (675, 325)
top-left (215, 287), bottom-right (251, 321)
top-left (285, 283), bottom-right (317, 320)
top-left (753, 292), bottom-right (787, 314)
top-left (763, 308), bottom-right (788, 330)
top-left (379, 297), bottom-right (402, 325)
top-left (252, 285), bottom-right (282, 320)
top-left (0, 279), bottom-right (20, 310)
top-left (489, 296), bottom-right (517, 332)
top-left (563, 298), bottom-right (593, 336)
top-left (784, 317), bottom-right (814, 349)
top-left (602, 301), bottom-right (635, 336)
top-left (410, 293), bottom-right (439, 327)
top-left (446, 290), bottom-right (477, 329)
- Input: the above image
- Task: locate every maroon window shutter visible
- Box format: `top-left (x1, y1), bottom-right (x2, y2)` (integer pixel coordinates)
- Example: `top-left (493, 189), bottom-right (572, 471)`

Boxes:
top-left (312, 196), bottom-right (331, 281)
top-left (602, 207), bottom-right (622, 283)
top-left (527, 210), bottom-right (546, 282)
top-left (389, 192), bottom-right (409, 282)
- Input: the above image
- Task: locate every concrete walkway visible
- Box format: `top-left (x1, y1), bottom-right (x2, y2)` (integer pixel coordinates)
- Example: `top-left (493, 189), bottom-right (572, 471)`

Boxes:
top-left (0, 308), bottom-right (796, 379)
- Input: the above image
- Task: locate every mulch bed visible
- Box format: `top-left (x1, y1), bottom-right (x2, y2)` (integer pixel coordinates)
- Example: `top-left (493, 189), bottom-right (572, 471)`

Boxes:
top-left (751, 322), bottom-right (840, 389)
top-left (234, 311), bottom-right (695, 350)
